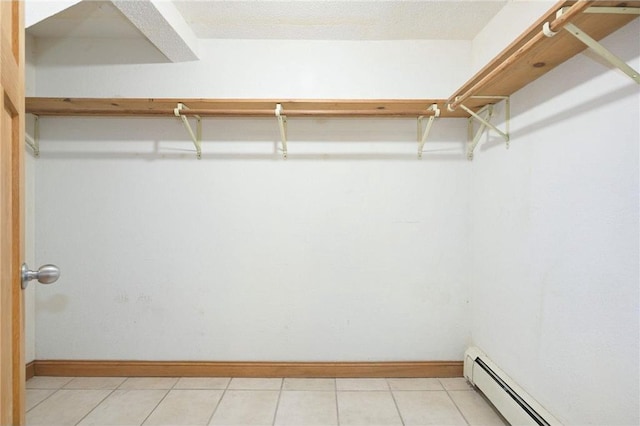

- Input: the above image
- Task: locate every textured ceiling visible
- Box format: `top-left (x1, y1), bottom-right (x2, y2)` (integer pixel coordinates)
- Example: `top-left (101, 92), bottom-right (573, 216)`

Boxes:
top-left (28, 0), bottom-right (508, 41)
top-left (174, 1), bottom-right (508, 40)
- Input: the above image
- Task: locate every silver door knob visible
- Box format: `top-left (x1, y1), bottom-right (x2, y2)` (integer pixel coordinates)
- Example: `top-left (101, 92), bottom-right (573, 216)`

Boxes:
top-left (21, 263), bottom-right (60, 289)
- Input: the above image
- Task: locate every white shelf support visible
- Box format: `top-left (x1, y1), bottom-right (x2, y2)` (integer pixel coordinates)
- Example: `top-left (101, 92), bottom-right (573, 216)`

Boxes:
top-left (417, 103), bottom-right (440, 159)
top-left (275, 103), bottom-right (288, 159)
top-left (546, 7), bottom-right (640, 85)
top-left (455, 95), bottom-right (510, 161)
top-left (174, 103), bottom-right (202, 159)
top-left (564, 22), bottom-right (640, 84)
top-left (25, 115), bottom-right (39, 157)
top-left (466, 104), bottom-right (494, 161)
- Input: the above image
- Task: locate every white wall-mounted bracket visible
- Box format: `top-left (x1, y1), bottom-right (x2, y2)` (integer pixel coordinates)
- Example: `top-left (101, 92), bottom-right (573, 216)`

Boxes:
top-left (25, 114), bottom-right (40, 157)
top-left (466, 104), bottom-right (494, 161)
top-left (417, 103), bottom-right (441, 159)
top-left (545, 7), bottom-right (640, 85)
top-left (451, 95), bottom-right (510, 160)
top-left (275, 103), bottom-right (288, 159)
top-left (174, 103), bottom-right (202, 159)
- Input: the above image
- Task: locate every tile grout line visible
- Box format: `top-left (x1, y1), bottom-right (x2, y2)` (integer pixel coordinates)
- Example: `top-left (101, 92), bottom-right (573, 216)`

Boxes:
top-left (139, 386), bottom-right (172, 425)
top-left (116, 377), bottom-right (129, 390)
top-left (73, 384), bottom-right (121, 426)
top-left (114, 376), bottom-right (179, 425)
top-left (24, 387), bottom-right (60, 414)
top-left (386, 379), bottom-right (406, 426)
top-left (27, 376), bottom-right (75, 390)
top-left (441, 379), bottom-right (472, 426)
top-left (271, 378), bottom-right (284, 426)
top-left (25, 376), bottom-right (75, 414)
top-left (169, 377), bottom-right (179, 390)
top-left (205, 377), bottom-right (232, 425)
top-left (64, 377), bottom-right (127, 392)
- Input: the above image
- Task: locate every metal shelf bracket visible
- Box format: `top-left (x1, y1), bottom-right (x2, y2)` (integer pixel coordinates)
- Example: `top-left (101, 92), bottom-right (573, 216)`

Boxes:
top-left (275, 103), bottom-right (288, 159)
top-left (417, 103), bottom-right (441, 159)
top-left (453, 96), bottom-right (510, 161)
top-left (545, 7), bottom-right (640, 85)
top-left (466, 104), bottom-right (494, 161)
top-left (174, 103), bottom-right (202, 159)
top-left (25, 114), bottom-right (40, 157)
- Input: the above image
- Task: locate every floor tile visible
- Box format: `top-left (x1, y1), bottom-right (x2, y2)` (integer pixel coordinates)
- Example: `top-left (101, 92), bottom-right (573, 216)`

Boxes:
top-left (336, 378), bottom-right (389, 391)
top-left (26, 389), bottom-right (112, 425)
top-left (119, 377), bottom-right (179, 390)
top-left (143, 389), bottom-right (223, 426)
top-left (63, 377), bottom-right (127, 390)
top-left (449, 390), bottom-right (508, 426)
top-left (227, 377), bottom-right (283, 390)
top-left (275, 391), bottom-right (337, 426)
top-left (26, 389), bottom-right (56, 411)
top-left (337, 391), bottom-right (403, 426)
top-left (78, 390), bottom-right (168, 426)
top-left (23, 376), bottom-right (502, 426)
top-left (209, 390), bottom-right (280, 426)
top-left (175, 377), bottom-right (231, 389)
top-left (439, 378), bottom-right (473, 391)
top-left (393, 391), bottom-right (467, 425)
top-left (26, 376), bottom-right (73, 389)
top-left (387, 378), bottom-right (443, 391)
top-left (283, 378), bottom-right (335, 391)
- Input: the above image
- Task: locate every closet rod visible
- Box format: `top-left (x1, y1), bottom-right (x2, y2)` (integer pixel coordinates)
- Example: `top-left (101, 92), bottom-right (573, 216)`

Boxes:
top-left (448, 0), bottom-right (594, 110)
top-left (175, 109), bottom-right (440, 118)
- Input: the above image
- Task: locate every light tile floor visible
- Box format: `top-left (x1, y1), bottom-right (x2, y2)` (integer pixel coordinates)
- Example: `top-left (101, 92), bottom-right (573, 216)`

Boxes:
top-left (26, 376), bottom-right (508, 426)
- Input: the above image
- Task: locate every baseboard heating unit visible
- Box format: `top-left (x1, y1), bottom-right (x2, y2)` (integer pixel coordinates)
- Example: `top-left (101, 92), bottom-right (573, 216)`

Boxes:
top-left (464, 347), bottom-right (561, 426)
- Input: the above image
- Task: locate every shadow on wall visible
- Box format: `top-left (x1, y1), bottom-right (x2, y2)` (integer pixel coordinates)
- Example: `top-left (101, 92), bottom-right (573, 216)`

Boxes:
top-left (508, 84), bottom-right (637, 140)
top-left (28, 116), bottom-right (470, 162)
top-left (476, 83), bottom-right (637, 155)
top-left (34, 38), bottom-right (171, 66)
top-left (477, 55), bottom-right (639, 154)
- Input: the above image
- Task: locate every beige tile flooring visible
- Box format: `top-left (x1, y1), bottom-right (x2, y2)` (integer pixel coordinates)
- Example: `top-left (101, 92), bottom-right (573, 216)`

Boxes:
top-left (26, 376), bottom-right (508, 426)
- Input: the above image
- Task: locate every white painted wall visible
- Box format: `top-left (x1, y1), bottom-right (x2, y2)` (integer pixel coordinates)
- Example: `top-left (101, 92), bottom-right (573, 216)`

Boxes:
top-left (33, 38), bottom-right (472, 361)
top-left (24, 154), bottom-right (36, 365)
top-left (34, 38), bottom-right (470, 99)
top-left (469, 20), bottom-right (640, 426)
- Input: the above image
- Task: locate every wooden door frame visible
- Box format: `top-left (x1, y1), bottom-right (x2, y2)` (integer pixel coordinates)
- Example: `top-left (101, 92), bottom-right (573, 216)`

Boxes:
top-left (1, 0), bottom-right (26, 424)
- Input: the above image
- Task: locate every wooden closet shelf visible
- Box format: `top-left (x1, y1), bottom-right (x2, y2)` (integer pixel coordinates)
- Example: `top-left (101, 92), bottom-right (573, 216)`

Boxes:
top-left (25, 98), bottom-right (470, 119)
top-left (449, 0), bottom-right (639, 110)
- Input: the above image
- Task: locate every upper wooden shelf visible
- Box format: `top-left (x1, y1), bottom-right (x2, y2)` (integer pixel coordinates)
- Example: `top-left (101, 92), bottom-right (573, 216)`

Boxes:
top-left (449, 0), bottom-right (640, 110)
top-left (25, 1), bottom-right (639, 119)
top-left (25, 98), bottom-right (469, 119)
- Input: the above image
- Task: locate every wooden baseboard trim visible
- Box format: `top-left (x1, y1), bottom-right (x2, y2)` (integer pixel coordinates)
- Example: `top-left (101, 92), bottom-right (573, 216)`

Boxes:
top-left (33, 360), bottom-right (462, 378)
top-left (25, 361), bottom-right (35, 380)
